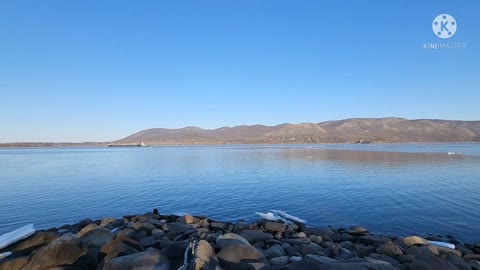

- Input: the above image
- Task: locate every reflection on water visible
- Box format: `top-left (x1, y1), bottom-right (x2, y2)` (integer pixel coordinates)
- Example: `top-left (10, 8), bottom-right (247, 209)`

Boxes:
top-left (0, 144), bottom-right (479, 241)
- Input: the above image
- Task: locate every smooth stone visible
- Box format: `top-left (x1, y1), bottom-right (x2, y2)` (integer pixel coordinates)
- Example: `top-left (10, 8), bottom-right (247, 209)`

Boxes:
top-left (216, 233), bottom-right (251, 249)
top-left (376, 241), bottom-right (403, 257)
top-left (270, 255), bottom-right (289, 266)
top-left (348, 226), bottom-right (369, 235)
top-left (162, 222), bottom-right (191, 233)
top-left (139, 236), bottom-right (157, 248)
top-left (407, 245), bottom-right (440, 256)
top-left (397, 254), bottom-right (414, 264)
top-left (367, 253), bottom-right (401, 267)
top-left (310, 228), bottom-right (335, 238)
top-left (210, 222), bottom-right (225, 231)
top-left (190, 240), bottom-right (220, 270)
top-left (446, 254), bottom-right (472, 270)
top-left (1, 231), bottom-right (58, 255)
top-left (305, 254), bottom-right (337, 264)
top-left (116, 228), bottom-right (136, 238)
top-left (290, 256), bottom-right (303, 263)
top-left (434, 246), bottom-right (463, 257)
top-left (217, 244), bottom-right (268, 270)
top-left (104, 248), bottom-right (172, 270)
top-left (100, 237), bottom-right (143, 256)
top-left (356, 244), bottom-right (376, 257)
top-left (0, 256), bottom-right (30, 270)
top-left (76, 219), bottom-right (94, 228)
top-left (360, 235), bottom-right (391, 245)
top-left (133, 222), bottom-right (156, 234)
top-left (76, 223), bottom-right (99, 238)
top-left (309, 235), bottom-right (323, 244)
top-left (79, 228), bottom-right (113, 248)
top-left (469, 260), bottom-right (480, 270)
top-left (100, 217), bottom-right (117, 227)
top-left (243, 262), bottom-right (273, 270)
top-left (152, 229), bottom-right (165, 238)
top-left (22, 234), bottom-right (87, 270)
top-left (281, 259), bottom-right (323, 270)
top-left (397, 236), bottom-right (430, 248)
top-left (464, 254), bottom-right (480, 260)
top-left (335, 248), bottom-right (357, 260)
top-left (455, 244), bottom-right (473, 255)
top-left (240, 230), bottom-right (273, 244)
top-left (301, 243), bottom-right (324, 256)
top-left (411, 252), bottom-right (459, 270)
top-left (264, 244), bottom-right (286, 258)
top-left (264, 222), bottom-right (287, 233)
top-left (233, 222), bottom-right (251, 233)
top-left (160, 240), bottom-right (189, 259)
top-left (291, 232), bottom-right (307, 238)
top-left (285, 238), bottom-right (312, 246)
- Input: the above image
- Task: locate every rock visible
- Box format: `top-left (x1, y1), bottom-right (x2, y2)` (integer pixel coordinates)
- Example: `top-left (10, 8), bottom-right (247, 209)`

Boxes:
top-left (216, 233), bottom-right (251, 249)
top-left (163, 222), bottom-right (191, 233)
top-left (2, 231), bottom-right (58, 255)
top-left (210, 222), bottom-right (225, 231)
top-left (189, 240), bottom-right (220, 270)
top-left (76, 223), bottom-right (99, 238)
top-left (397, 254), bottom-right (414, 264)
top-left (133, 222), bottom-right (156, 234)
top-left (0, 256), bottom-right (30, 270)
top-left (310, 228), bottom-right (335, 238)
top-left (270, 256), bottom-right (289, 266)
top-left (285, 238), bottom-right (312, 246)
top-left (335, 248), bottom-right (356, 260)
top-left (309, 235), bottom-right (323, 244)
top-left (243, 262), bottom-right (273, 270)
top-left (348, 226), bottom-right (369, 235)
top-left (301, 243), bottom-right (324, 256)
top-left (305, 254), bottom-right (337, 264)
top-left (139, 236), bottom-right (157, 248)
top-left (360, 235), bottom-right (391, 245)
top-left (469, 260), bottom-right (480, 270)
top-left (116, 228), bottom-right (136, 238)
top-left (100, 217), bottom-right (118, 227)
top-left (368, 253), bottom-right (401, 267)
top-left (264, 244), bottom-right (286, 258)
top-left (180, 214), bottom-right (198, 224)
top-left (434, 246), bottom-right (463, 257)
top-left (282, 259), bottom-right (323, 270)
top-left (376, 241), bottom-right (403, 257)
top-left (152, 229), bottom-right (165, 238)
top-left (397, 236), bottom-right (430, 248)
top-left (217, 244), bottom-right (268, 270)
top-left (264, 222), bottom-right (287, 233)
top-left (291, 232), bottom-right (307, 238)
top-left (233, 222), bottom-right (251, 233)
top-left (455, 244), bottom-right (473, 255)
top-left (464, 254), bottom-right (480, 260)
top-left (160, 240), bottom-right (189, 259)
top-left (407, 245), bottom-right (440, 256)
top-left (100, 237), bottom-right (143, 256)
top-left (357, 244), bottom-right (376, 257)
top-left (290, 256), bottom-right (302, 263)
top-left (285, 245), bottom-right (302, 256)
top-left (79, 228), bottom-right (113, 248)
top-left (76, 219), bottom-right (94, 228)
top-left (22, 234), bottom-right (87, 270)
top-left (240, 230), bottom-right (273, 244)
top-left (104, 248), bottom-right (172, 270)
top-left (49, 267), bottom-right (82, 270)
top-left (446, 254), bottom-right (471, 270)
top-left (411, 252), bottom-right (459, 270)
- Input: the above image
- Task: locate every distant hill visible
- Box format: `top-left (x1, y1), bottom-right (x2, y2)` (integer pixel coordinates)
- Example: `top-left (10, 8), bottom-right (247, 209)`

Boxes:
top-left (115, 118), bottom-right (480, 145)
top-left (2, 118), bottom-right (479, 147)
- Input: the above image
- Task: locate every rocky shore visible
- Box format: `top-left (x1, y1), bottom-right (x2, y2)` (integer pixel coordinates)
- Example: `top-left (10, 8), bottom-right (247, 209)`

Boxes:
top-left (1, 210), bottom-right (480, 270)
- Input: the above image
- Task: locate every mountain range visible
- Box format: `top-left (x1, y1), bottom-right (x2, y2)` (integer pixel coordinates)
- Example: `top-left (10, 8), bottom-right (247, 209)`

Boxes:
top-left (2, 118), bottom-right (480, 147)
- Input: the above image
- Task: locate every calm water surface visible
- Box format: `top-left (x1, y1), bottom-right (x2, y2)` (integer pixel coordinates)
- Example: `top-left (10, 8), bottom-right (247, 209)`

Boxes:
top-left (1, 144), bottom-right (479, 241)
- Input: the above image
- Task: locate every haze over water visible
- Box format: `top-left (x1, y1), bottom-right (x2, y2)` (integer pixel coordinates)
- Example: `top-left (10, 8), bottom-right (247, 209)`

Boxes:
top-left (1, 144), bottom-right (479, 242)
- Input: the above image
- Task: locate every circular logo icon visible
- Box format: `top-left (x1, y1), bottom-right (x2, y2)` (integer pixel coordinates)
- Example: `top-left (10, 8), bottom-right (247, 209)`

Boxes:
top-left (432, 14), bottom-right (457, 39)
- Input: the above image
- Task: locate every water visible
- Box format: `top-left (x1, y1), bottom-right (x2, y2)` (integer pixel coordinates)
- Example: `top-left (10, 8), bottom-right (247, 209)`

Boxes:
top-left (1, 144), bottom-right (480, 242)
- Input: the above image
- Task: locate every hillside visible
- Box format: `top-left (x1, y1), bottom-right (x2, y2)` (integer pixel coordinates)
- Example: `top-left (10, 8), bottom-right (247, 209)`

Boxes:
top-left (115, 118), bottom-right (480, 145)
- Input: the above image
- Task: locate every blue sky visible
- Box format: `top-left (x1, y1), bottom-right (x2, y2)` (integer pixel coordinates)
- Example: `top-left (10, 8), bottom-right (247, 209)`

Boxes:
top-left (1, 1), bottom-right (479, 142)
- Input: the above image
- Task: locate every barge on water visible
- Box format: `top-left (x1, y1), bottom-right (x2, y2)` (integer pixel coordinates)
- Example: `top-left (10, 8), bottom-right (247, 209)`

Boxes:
top-left (108, 141), bottom-right (147, 147)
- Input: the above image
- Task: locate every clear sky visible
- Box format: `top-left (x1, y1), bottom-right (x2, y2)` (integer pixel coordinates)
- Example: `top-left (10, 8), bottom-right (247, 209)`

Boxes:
top-left (1, 1), bottom-right (479, 142)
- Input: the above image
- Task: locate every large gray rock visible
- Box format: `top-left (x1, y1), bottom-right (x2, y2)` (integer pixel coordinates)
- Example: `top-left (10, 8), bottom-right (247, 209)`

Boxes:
top-left (446, 254), bottom-right (472, 270)
top-left (313, 258), bottom-right (398, 270)
top-left (104, 248), bottom-right (172, 270)
top-left (264, 244), bottom-right (286, 258)
top-left (162, 222), bottom-right (191, 233)
top-left (79, 228), bottom-right (113, 248)
top-left (0, 231), bottom-right (58, 255)
top-left (76, 223), bottom-right (99, 238)
top-left (397, 236), bottom-right (429, 248)
top-left (264, 222), bottom-right (287, 233)
top-left (376, 241), bottom-right (403, 257)
top-left (217, 244), bottom-right (268, 270)
top-left (216, 233), bottom-right (250, 249)
top-left (0, 256), bottom-right (30, 270)
top-left (22, 234), bottom-right (87, 270)
top-left (411, 252), bottom-right (459, 270)
top-left (240, 230), bottom-right (273, 244)
top-left (269, 256), bottom-right (289, 266)
top-left (188, 240), bottom-right (221, 270)
top-left (360, 235), bottom-right (391, 245)
top-left (305, 254), bottom-right (337, 264)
